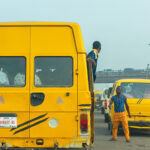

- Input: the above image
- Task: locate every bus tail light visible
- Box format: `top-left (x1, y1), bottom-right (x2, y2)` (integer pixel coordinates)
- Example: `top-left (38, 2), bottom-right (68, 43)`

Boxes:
top-left (105, 100), bottom-right (107, 109)
top-left (80, 114), bottom-right (88, 133)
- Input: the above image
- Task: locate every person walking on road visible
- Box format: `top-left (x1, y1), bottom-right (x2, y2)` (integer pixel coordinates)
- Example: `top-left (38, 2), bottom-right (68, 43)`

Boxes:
top-left (108, 86), bottom-right (131, 142)
top-left (87, 41), bottom-right (101, 82)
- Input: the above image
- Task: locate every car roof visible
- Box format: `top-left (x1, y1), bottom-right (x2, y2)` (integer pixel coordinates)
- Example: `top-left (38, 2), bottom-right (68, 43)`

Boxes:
top-left (116, 78), bottom-right (150, 83)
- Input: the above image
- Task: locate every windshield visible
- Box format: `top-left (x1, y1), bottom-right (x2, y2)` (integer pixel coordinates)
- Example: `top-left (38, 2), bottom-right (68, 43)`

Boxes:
top-left (121, 82), bottom-right (150, 99)
top-left (95, 94), bottom-right (102, 100)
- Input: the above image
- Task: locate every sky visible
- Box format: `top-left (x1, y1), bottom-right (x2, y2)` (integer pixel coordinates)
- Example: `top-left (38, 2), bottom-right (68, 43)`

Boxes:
top-left (0, 0), bottom-right (150, 71)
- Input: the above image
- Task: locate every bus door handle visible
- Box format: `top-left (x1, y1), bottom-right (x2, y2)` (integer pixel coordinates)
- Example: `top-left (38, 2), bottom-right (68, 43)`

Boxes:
top-left (31, 93), bottom-right (45, 106)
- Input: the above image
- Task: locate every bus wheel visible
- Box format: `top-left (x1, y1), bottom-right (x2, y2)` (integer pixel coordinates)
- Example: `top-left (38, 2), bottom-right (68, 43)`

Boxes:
top-left (82, 144), bottom-right (93, 150)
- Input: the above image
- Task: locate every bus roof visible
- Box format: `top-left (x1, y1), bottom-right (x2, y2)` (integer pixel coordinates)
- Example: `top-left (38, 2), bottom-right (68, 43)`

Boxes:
top-left (0, 22), bottom-right (86, 54)
top-left (0, 22), bottom-right (79, 26)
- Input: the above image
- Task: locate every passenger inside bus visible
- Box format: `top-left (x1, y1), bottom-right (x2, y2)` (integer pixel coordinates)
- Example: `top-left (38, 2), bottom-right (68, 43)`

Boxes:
top-left (0, 57), bottom-right (26, 87)
top-left (0, 67), bottom-right (10, 86)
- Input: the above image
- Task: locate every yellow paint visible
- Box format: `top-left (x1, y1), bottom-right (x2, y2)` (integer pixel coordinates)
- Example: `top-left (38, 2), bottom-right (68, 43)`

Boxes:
top-left (109, 79), bottom-right (150, 129)
top-left (0, 22), bottom-right (92, 148)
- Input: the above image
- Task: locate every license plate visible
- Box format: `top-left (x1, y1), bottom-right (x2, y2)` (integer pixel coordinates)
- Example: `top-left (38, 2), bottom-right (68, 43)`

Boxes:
top-left (0, 117), bottom-right (17, 128)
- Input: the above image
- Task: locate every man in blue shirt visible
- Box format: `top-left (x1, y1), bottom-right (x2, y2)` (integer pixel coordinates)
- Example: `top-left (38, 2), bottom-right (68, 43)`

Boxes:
top-left (109, 86), bottom-right (131, 142)
top-left (87, 41), bottom-right (101, 82)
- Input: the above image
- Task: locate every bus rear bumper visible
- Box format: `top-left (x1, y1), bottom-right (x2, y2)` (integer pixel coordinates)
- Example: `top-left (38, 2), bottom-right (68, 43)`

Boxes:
top-left (0, 137), bottom-right (90, 149)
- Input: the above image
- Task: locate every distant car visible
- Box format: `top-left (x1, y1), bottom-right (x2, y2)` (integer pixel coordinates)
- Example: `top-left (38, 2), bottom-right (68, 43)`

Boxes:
top-left (104, 87), bottom-right (112, 123)
top-left (101, 89), bottom-right (109, 115)
top-left (94, 91), bottom-right (103, 110)
top-left (108, 79), bottom-right (150, 134)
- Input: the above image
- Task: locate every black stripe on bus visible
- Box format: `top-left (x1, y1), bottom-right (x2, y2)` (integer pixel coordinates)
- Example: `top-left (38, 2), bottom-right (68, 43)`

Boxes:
top-left (80, 109), bottom-right (91, 111)
top-left (137, 99), bottom-right (143, 104)
top-left (10, 113), bottom-right (47, 131)
top-left (139, 99), bottom-right (142, 104)
top-left (13, 117), bottom-right (49, 135)
top-left (139, 99), bottom-right (143, 104)
top-left (137, 99), bottom-right (141, 104)
top-left (78, 104), bottom-right (91, 106)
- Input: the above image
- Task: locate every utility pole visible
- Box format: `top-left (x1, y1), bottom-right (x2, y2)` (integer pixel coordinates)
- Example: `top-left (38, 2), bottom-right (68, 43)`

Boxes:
top-left (146, 44), bottom-right (150, 79)
top-left (146, 64), bottom-right (150, 79)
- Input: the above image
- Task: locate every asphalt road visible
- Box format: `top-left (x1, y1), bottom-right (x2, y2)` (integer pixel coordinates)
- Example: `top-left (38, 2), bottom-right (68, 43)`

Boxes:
top-left (93, 111), bottom-right (150, 150)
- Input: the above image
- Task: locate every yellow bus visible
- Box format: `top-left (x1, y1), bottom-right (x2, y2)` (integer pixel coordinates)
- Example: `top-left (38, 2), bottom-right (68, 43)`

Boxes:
top-left (108, 79), bottom-right (150, 133)
top-left (0, 22), bottom-right (94, 149)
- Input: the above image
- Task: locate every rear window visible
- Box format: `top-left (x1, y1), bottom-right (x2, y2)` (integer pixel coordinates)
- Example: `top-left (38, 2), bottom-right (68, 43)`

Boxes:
top-left (95, 94), bottom-right (102, 100)
top-left (121, 82), bottom-right (150, 99)
top-left (0, 57), bottom-right (26, 87)
top-left (34, 57), bottom-right (73, 87)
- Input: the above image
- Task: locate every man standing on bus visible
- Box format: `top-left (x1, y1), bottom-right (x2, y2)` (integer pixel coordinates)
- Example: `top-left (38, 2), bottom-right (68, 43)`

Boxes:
top-left (87, 41), bottom-right (101, 82)
top-left (109, 86), bottom-right (131, 142)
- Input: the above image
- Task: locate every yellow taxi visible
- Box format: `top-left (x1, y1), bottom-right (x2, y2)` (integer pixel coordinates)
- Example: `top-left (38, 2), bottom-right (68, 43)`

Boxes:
top-left (108, 79), bottom-right (150, 132)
